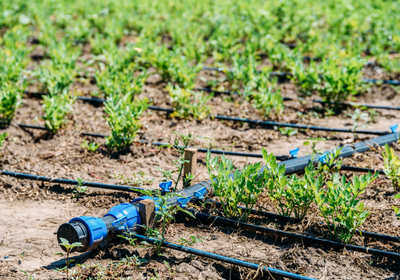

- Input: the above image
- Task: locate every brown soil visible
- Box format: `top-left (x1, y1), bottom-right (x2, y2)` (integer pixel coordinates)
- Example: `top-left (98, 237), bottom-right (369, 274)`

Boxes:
top-left (1, 50), bottom-right (400, 280)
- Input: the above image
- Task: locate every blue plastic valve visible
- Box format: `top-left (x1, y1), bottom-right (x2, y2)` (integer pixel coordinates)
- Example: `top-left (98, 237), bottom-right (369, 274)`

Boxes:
top-left (159, 181), bottom-right (173, 194)
top-left (194, 191), bottom-right (205, 200)
top-left (390, 124), bottom-right (398, 133)
top-left (319, 153), bottom-right (327, 164)
top-left (177, 197), bottom-right (190, 208)
top-left (289, 147), bottom-right (299, 158)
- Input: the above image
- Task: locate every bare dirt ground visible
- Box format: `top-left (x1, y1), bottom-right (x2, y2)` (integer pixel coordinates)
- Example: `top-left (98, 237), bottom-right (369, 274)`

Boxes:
top-left (1, 55), bottom-right (400, 279)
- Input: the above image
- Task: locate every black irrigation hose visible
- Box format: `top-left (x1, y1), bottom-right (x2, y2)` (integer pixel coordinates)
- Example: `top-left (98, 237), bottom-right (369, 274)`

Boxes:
top-left (24, 91), bottom-right (397, 134)
top-left (81, 133), bottom-right (291, 160)
top-left (186, 210), bottom-right (400, 259)
top-left (0, 170), bottom-right (148, 193)
top-left (213, 115), bottom-right (390, 135)
top-left (208, 201), bottom-right (400, 243)
top-left (133, 234), bottom-right (316, 280)
top-left (339, 165), bottom-right (385, 174)
top-left (201, 67), bottom-right (400, 86)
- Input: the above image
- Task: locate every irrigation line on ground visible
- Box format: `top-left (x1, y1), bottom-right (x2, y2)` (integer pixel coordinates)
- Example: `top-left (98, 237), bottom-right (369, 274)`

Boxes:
top-left (0, 170), bottom-right (148, 193)
top-left (185, 210), bottom-right (400, 259)
top-left (208, 201), bottom-right (400, 243)
top-left (133, 234), bottom-right (316, 280)
top-left (201, 67), bottom-right (400, 86)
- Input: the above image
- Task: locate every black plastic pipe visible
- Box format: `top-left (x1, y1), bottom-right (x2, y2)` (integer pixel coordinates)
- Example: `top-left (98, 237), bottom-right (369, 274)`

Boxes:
top-left (201, 67), bottom-right (400, 86)
top-left (214, 115), bottom-right (390, 135)
top-left (186, 210), bottom-right (400, 259)
top-left (0, 170), bottom-right (148, 193)
top-left (208, 201), bottom-right (400, 243)
top-left (133, 234), bottom-right (316, 280)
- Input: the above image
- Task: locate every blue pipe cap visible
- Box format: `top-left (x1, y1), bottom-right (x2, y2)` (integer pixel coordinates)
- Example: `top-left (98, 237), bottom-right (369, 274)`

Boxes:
top-left (177, 197), bottom-right (190, 208)
top-left (194, 191), bottom-right (205, 200)
top-left (69, 216), bottom-right (107, 251)
top-left (159, 181), bottom-right (172, 194)
top-left (289, 147), bottom-right (299, 158)
top-left (319, 153), bottom-right (327, 164)
top-left (390, 124), bottom-right (398, 134)
top-left (103, 203), bottom-right (141, 231)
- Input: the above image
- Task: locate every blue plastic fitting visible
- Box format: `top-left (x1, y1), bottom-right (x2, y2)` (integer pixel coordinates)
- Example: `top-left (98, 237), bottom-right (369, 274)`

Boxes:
top-left (319, 153), bottom-right (327, 164)
top-left (177, 197), bottom-right (190, 208)
top-left (194, 191), bottom-right (205, 200)
top-left (69, 216), bottom-right (107, 251)
top-left (289, 147), bottom-right (299, 158)
top-left (103, 203), bottom-right (141, 231)
top-left (159, 181), bottom-right (173, 194)
top-left (391, 124), bottom-right (398, 134)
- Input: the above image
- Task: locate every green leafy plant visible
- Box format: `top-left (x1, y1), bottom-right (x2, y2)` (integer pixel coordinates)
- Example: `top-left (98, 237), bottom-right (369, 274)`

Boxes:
top-left (263, 150), bottom-right (320, 219)
top-left (382, 144), bottom-right (400, 192)
top-left (20, 270), bottom-right (34, 280)
top-left (393, 193), bottom-right (400, 218)
top-left (81, 140), bottom-right (100, 152)
top-left (167, 85), bottom-right (212, 120)
top-left (278, 127), bottom-right (298, 136)
top-left (158, 132), bottom-right (206, 191)
top-left (319, 56), bottom-right (366, 109)
top-left (40, 92), bottom-right (76, 134)
top-left (348, 108), bottom-right (369, 132)
top-left (0, 132), bottom-right (9, 153)
top-left (178, 235), bottom-right (203, 246)
top-left (104, 95), bottom-right (150, 151)
top-left (113, 171), bottom-right (154, 186)
top-left (290, 58), bottom-right (321, 97)
top-left (36, 64), bottom-right (75, 95)
top-left (0, 83), bottom-right (22, 127)
top-left (131, 189), bottom-right (195, 255)
top-left (72, 178), bottom-right (88, 199)
top-left (56, 238), bottom-right (83, 280)
top-left (312, 172), bottom-right (378, 244)
top-left (206, 149), bottom-right (268, 221)
top-left (303, 137), bottom-right (326, 156)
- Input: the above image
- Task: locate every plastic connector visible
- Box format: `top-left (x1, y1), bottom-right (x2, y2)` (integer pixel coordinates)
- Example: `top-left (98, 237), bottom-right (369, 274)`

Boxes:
top-left (319, 153), bottom-right (327, 164)
top-left (103, 203), bottom-right (141, 231)
top-left (69, 216), bottom-right (107, 251)
top-left (194, 191), bottom-right (205, 200)
top-left (177, 197), bottom-right (190, 208)
top-left (289, 147), bottom-right (299, 158)
top-left (390, 124), bottom-right (398, 134)
top-left (159, 181), bottom-right (173, 194)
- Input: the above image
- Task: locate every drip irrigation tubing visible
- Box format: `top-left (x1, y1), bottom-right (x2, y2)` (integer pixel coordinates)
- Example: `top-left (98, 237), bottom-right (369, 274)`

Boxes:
top-left (0, 170), bottom-right (148, 193)
top-left (184, 209), bottom-right (400, 259)
top-left (133, 234), bottom-right (316, 280)
top-left (208, 201), bottom-right (399, 243)
top-left (201, 67), bottom-right (400, 86)
top-left (12, 123), bottom-right (291, 160)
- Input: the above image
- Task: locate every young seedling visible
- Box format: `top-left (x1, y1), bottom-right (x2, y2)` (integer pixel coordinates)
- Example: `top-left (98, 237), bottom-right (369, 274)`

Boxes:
top-left (278, 127), bottom-right (298, 137)
top-left (348, 108), bottom-right (369, 132)
top-left (0, 83), bottom-right (23, 127)
top-left (178, 235), bottom-right (203, 246)
top-left (72, 178), bottom-right (87, 199)
top-left (81, 139), bottom-right (100, 152)
top-left (104, 95), bottom-right (150, 151)
top-left (158, 132), bottom-right (207, 191)
top-left (312, 172), bottom-right (378, 244)
top-left (113, 171), bottom-right (154, 187)
top-left (382, 144), bottom-right (400, 192)
top-left (263, 150), bottom-right (321, 219)
top-left (124, 189), bottom-right (195, 255)
top-left (393, 193), bottom-right (400, 220)
top-left (303, 137), bottom-right (326, 158)
top-left (19, 270), bottom-right (34, 280)
top-left (40, 92), bottom-right (76, 134)
top-left (56, 238), bottom-right (83, 280)
top-left (167, 85), bottom-right (213, 120)
top-left (206, 150), bottom-right (268, 221)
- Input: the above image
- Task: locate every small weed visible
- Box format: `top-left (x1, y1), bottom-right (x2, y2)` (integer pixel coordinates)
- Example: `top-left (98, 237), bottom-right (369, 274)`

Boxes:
top-left (279, 127), bottom-right (298, 136)
top-left (72, 178), bottom-right (88, 198)
top-left (81, 139), bottom-right (100, 152)
top-left (113, 171), bottom-right (154, 186)
top-left (178, 235), bottom-right (204, 246)
top-left (56, 238), bottom-right (83, 280)
top-left (20, 270), bottom-right (34, 280)
top-left (382, 144), bottom-right (400, 192)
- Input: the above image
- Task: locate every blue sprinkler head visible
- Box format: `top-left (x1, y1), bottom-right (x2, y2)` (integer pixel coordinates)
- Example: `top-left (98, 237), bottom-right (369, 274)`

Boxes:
top-left (390, 124), bottom-right (398, 134)
top-left (159, 181), bottom-right (173, 194)
top-left (319, 153), bottom-right (328, 164)
top-left (289, 147), bottom-right (299, 158)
